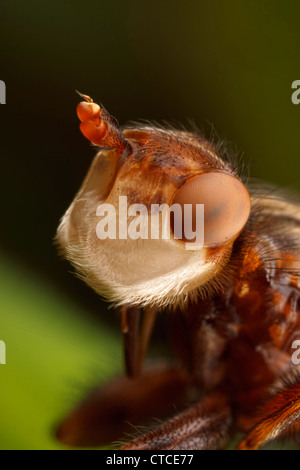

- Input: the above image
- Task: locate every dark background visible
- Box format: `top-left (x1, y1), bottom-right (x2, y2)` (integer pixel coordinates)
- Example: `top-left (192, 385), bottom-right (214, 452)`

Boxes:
top-left (0, 0), bottom-right (300, 449)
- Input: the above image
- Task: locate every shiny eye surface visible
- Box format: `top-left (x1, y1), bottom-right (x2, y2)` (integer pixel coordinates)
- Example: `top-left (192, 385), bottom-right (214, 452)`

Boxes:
top-left (171, 171), bottom-right (251, 246)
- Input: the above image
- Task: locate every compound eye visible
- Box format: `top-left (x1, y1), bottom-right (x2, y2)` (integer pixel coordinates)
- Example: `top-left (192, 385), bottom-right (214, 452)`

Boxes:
top-left (171, 172), bottom-right (251, 246)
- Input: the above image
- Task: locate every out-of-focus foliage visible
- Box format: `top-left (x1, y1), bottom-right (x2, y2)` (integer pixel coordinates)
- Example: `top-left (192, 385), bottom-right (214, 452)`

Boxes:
top-left (0, 253), bottom-right (121, 449)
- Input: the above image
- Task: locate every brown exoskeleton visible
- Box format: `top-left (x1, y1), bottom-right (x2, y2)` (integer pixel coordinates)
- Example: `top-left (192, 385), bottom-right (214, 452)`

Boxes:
top-left (56, 94), bottom-right (300, 450)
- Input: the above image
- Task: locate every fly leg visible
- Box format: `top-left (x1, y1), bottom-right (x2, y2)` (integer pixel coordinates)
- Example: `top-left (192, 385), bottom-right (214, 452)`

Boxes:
top-left (55, 363), bottom-right (189, 447)
top-left (237, 370), bottom-right (300, 450)
top-left (121, 391), bottom-right (232, 450)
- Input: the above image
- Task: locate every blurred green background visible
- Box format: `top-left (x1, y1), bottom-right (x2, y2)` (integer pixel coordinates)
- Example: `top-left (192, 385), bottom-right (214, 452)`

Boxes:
top-left (0, 0), bottom-right (300, 450)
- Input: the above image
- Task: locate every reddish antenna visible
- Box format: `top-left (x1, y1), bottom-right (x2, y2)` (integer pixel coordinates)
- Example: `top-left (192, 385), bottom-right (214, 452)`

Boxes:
top-left (76, 92), bottom-right (131, 157)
